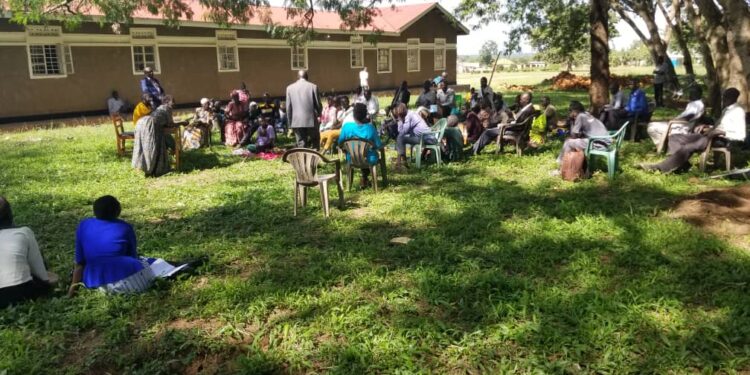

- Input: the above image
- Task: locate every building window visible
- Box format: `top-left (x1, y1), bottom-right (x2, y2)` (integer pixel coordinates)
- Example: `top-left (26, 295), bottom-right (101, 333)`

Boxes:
top-left (216, 30), bottom-right (239, 72)
top-left (25, 26), bottom-right (68, 78)
top-left (130, 28), bottom-right (160, 74)
top-left (350, 36), bottom-right (363, 68)
top-left (217, 45), bottom-right (238, 71)
top-left (132, 45), bottom-right (159, 74)
top-left (407, 38), bottom-right (420, 72)
top-left (377, 48), bottom-right (391, 73)
top-left (291, 46), bottom-right (307, 70)
top-left (28, 44), bottom-right (64, 76)
top-left (434, 38), bottom-right (446, 71)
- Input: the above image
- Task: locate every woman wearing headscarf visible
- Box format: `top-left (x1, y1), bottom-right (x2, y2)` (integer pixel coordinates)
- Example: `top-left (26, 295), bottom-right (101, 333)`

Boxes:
top-left (224, 91), bottom-right (248, 147)
top-left (132, 95), bottom-right (181, 177)
top-left (182, 98), bottom-right (214, 150)
top-left (0, 197), bottom-right (54, 308)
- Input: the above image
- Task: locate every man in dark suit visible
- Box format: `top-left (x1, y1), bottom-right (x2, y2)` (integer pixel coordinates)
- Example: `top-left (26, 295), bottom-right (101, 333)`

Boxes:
top-left (285, 70), bottom-right (322, 149)
top-left (472, 92), bottom-right (535, 155)
top-left (140, 66), bottom-right (164, 107)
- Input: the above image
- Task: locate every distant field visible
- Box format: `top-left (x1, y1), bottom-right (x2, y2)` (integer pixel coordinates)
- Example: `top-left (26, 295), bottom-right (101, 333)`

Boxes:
top-left (458, 66), bottom-right (706, 90)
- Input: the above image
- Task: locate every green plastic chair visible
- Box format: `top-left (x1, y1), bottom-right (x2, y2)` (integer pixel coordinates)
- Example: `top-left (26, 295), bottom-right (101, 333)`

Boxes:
top-left (584, 122), bottom-right (629, 179)
top-left (413, 118), bottom-right (448, 169)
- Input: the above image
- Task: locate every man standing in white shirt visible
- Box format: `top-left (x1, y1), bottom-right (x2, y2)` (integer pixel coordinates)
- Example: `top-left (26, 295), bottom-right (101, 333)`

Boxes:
top-left (642, 88), bottom-right (746, 173)
top-left (363, 89), bottom-right (379, 123)
top-left (359, 67), bottom-right (369, 91)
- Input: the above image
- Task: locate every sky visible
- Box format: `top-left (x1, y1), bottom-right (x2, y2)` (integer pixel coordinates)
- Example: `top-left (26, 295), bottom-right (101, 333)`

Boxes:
top-left (268, 0), bottom-right (663, 55)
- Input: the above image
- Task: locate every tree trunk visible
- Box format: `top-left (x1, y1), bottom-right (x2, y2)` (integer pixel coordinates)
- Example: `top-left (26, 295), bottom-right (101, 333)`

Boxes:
top-left (633, 2), bottom-right (679, 91)
top-left (723, 0), bottom-right (750, 110)
top-left (590, 0), bottom-right (610, 116)
top-left (658, 0), bottom-right (695, 76)
top-left (697, 0), bottom-right (750, 111)
top-left (685, 0), bottom-right (721, 116)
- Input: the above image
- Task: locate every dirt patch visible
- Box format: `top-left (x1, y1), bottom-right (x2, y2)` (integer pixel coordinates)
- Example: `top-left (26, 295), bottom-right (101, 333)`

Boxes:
top-left (164, 318), bottom-right (224, 334)
top-left (61, 330), bottom-right (105, 370)
top-left (670, 185), bottom-right (750, 247)
top-left (184, 353), bottom-right (240, 375)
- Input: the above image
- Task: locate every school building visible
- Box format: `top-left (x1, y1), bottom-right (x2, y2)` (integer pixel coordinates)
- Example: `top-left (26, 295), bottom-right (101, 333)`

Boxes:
top-left (0, 2), bottom-right (468, 122)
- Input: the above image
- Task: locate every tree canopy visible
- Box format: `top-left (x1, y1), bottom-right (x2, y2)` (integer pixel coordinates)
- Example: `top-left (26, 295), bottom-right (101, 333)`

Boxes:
top-left (479, 40), bottom-right (499, 66)
top-left (456, 0), bottom-right (589, 68)
top-left (0, 0), bottom-right (388, 44)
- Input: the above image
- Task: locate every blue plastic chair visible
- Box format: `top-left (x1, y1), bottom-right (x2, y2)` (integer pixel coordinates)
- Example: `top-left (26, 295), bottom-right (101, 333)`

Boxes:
top-left (585, 122), bottom-right (629, 179)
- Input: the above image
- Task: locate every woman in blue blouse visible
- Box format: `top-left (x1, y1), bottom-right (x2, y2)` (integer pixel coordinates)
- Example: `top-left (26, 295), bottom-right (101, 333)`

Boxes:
top-left (67, 196), bottom-right (155, 296)
top-left (338, 103), bottom-right (382, 189)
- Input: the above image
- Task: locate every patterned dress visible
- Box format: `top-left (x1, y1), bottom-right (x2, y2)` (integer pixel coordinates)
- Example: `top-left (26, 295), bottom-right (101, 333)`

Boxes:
top-left (224, 101), bottom-right (248, 147)
top-left (182, 107), bottom-right (213, 150)
top-left (132, 106), bottom-right (172, 177)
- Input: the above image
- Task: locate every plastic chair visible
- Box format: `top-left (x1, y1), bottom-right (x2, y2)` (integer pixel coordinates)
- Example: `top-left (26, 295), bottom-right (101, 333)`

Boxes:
top-left (112, 114), bottom-right (134, 156)
top-left (282, 148), bottom-right (344, 218)
top-left (584, 122), bottom-right (629, 179)
top-left (495, 116), bottom-right (533, 156)
top-left (412, 118), bottom-right (448, 169)
top-left (656, 109), bottom-right (704, 154)
top-left (338, 139), bottom-right (387, 193)
top-left (700, 134), bottom-right (731, 172)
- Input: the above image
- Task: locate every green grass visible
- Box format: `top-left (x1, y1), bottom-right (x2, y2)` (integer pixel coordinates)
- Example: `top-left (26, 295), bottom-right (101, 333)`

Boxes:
top-left (2, 105), bottom-right (750, 374)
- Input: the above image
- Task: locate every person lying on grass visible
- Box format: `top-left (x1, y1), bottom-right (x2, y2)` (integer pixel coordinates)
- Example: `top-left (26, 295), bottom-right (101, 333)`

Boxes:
top-left (338, 103), bottom-right (382, 189)
top-left (68, 196), bottom-right (194, 297)
top-left (0, 197), bottom-right (57, 308)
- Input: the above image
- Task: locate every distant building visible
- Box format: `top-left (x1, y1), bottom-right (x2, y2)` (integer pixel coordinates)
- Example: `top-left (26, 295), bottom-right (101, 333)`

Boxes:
top-left (459, 62), bottom-right (481, 73)
top-left (0, 2), bottom-right (468, 121)
top-left (522, 61), bottom-right (547, 69)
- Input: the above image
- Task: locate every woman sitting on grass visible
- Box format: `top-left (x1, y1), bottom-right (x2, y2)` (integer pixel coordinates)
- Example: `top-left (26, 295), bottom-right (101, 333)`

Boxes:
top-left (68, 196), bottom-right (155, 296)
top-left (338, 103), bottom-right (382, 189)
top-left (0, 197), bottom-right (56, 308)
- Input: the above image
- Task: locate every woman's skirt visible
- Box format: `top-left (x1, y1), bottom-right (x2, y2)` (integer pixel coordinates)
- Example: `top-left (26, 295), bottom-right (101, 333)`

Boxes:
top-left (225, 120), bottom-right (246, 147)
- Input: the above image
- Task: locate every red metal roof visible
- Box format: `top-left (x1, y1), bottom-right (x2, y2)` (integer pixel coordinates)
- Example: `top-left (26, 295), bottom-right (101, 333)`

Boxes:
top-left (123, 2), bottom-right (468, 35)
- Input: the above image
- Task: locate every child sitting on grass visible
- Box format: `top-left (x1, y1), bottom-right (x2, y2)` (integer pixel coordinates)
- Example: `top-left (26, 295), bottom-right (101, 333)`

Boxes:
top-left (246, 118), bottom-right (276, 153)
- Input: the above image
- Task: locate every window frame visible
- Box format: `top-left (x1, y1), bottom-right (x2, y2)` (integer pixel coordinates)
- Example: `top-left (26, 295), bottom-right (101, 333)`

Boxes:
top-left (407, 38), bottom-right (420, 72)
top-left (290, 45), bottom-right (308, 70)
top-left (434, 38), bottom-right (446, 71)
top-left (216, 30), bottom-right (239, 72)
top-left (25, 25), bottom-right (68, 79)
top-left (63, 45), bottom-right (74, 74)
top-left (27, 44), bottom-right (66, 78)
top-left (350, 36), bottom-right (364, 69)
top-left (377, 48), bottom-right (391, 74)
top-left (130, 28), bottom-right (160, 75)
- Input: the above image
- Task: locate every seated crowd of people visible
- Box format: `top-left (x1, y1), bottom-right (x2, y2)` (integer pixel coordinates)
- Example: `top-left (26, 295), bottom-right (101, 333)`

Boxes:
top-left (117, 65), bottom-right (746, 182)
top-left (4, 68), bottom-right (748, 308)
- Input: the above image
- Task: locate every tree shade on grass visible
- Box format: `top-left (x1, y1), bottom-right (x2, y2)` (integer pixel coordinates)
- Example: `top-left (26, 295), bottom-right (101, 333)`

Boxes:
top-left (1, 110), bottom-right (749, 373)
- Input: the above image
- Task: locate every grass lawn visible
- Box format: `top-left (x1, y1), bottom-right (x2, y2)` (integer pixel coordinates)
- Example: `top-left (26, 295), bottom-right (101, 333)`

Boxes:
top-left (2, 94), bottom-right (750, 373)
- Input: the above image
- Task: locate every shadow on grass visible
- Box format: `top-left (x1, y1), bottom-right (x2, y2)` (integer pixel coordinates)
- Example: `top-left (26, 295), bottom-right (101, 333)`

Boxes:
top-left (3, 151), bottom-right (750, 373)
